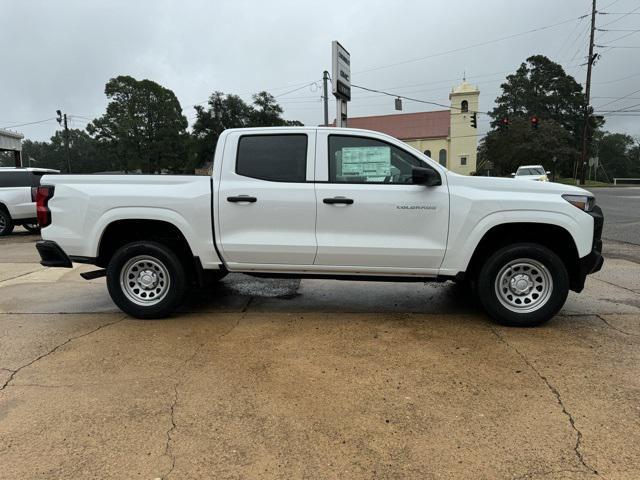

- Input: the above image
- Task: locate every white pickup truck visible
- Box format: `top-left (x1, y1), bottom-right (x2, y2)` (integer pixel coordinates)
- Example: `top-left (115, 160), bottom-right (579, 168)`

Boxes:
top-left (36, 127), bottom-right (604, 327)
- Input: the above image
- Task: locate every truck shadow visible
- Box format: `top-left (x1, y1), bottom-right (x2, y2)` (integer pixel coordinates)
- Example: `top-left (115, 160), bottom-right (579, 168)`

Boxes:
top-left (180, 273), bottom-right (482, 316)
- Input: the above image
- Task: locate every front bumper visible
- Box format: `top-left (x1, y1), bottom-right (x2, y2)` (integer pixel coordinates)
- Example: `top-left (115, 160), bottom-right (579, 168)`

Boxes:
top-left (573, 205), bottom-right (604, 292)
top-left (36, 240), bottom-right (72, 268)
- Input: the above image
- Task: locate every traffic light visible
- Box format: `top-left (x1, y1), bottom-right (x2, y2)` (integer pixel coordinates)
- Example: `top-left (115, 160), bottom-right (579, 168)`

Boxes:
top-left (470, 112), bottom-right (477, 129)
top-left (531, 115), bottom-right (539, 129)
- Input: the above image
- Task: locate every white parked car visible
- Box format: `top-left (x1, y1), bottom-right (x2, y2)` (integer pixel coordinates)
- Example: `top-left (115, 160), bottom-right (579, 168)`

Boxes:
top-left (35, 127), bottom-right (603, 327)
top-left (512, 165), bottom-right (550, 182)
top-left (0, 167), bottom-right (59, 236)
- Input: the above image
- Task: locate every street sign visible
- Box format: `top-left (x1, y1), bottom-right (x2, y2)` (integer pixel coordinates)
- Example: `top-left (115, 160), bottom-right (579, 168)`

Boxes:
top-left (332, 41), bottom-right (351, 101)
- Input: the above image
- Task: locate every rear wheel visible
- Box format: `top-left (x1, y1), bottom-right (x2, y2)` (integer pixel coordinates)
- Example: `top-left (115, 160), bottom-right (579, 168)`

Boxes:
top-left (0, 210), bottom-right (14, 236)
top-left (477, 243), bottom-right (569, 327)
top-left (106, 241), bottom-right (187, 319)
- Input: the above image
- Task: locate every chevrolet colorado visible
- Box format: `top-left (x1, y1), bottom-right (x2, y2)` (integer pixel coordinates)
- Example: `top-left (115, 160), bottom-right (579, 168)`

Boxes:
top-left (35, 127), bottom-right (603, 327)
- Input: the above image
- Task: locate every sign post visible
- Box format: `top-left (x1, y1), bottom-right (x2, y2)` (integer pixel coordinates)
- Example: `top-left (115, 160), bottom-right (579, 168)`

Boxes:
top-left (332, 41), bottom-right (350, 127)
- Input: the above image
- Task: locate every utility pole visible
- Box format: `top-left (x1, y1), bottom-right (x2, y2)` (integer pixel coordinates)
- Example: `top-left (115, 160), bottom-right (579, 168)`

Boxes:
top-left (56, 110), bottom-right (71, 173)
top-left (579, 0), bottom-right (597, 185)
top-left (322, 71), bottom-right (330, 126)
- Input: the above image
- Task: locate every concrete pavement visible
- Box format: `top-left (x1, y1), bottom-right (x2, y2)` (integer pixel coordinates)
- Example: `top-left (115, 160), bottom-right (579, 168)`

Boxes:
top-left (0, 233), bottom-right (639, 479)
top-left (588, 187), bottom-right (640, 245)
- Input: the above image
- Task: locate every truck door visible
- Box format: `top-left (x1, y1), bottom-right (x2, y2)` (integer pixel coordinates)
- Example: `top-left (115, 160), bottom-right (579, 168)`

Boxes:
top-left (217, 131), bottom-right (317, 267)
top-left (313, 131), bottom-right (449, 273)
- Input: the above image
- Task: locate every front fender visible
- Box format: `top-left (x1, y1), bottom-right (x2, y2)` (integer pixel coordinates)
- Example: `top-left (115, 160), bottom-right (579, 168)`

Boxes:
top-left (439, 209), bottom-right (593, 275)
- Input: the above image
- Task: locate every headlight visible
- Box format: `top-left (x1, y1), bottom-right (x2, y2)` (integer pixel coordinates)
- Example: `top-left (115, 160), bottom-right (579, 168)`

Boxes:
top-left (562, 194), bottom-right (596, 212)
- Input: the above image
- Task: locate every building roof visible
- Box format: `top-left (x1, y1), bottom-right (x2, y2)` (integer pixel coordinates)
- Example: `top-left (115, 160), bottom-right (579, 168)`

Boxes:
top-left (343, 110), bottom-right (450, 140)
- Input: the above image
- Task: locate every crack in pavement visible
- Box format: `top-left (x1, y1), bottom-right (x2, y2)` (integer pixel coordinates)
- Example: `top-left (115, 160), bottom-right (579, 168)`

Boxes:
top-left (161, 315), bottom-right (242, 479)
top-left (596, 314), bottom-right (639, 337)
top-left (0, 316), bottom-right (126, 392)
top-left (512, 468), bottom-right (586, 480)
top-left (0, 267), bottom-right (47, 285)
top-left (592, 277), bottom-right (640, 297)
top-left (489, 326), bottom-right (601, 478)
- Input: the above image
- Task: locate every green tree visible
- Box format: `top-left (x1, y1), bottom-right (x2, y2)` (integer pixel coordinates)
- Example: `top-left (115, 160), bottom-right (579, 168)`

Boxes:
top-left (190, 92), bottom-right (254, 171)
top-left (490, 55), bottom-right (589, 138)
top-left (479, 117), bottom-right (579, 177)
top-left (16, 129), bottom-right (113, 173)
top-left (594, 132), bottom-right (640, 179)
top-left (87, 75), bottom-right (188, 173)
top-left (483, 55), bottom-right (604, 177)
top-left (190, 91), bottom-right (303, 169)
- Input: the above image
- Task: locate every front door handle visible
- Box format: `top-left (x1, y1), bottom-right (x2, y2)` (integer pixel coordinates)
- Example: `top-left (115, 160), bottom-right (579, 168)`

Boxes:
top-left (323, 197), bottom-right (354, 205)
top-left (227, 195), bottom-right (257, 203)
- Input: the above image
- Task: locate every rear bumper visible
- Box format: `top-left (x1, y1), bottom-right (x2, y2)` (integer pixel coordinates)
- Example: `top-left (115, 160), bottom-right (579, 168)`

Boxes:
top-left (36, 240), bottom-right (73, 268)
top-left (573, 206), bottom-right (604, 292)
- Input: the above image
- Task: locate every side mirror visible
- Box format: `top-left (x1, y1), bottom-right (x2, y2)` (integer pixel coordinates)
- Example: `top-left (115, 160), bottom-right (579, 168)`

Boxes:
top-left (412, 166), bottom-right (441, 186)
top-left (510, 173), bottom-right (516, 177)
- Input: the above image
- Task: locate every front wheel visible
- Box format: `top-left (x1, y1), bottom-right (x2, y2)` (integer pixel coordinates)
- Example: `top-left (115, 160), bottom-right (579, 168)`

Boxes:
top-left (106, 241), bottom-right (187, 319)
top-left (477, 243), bottom-right (569, 327)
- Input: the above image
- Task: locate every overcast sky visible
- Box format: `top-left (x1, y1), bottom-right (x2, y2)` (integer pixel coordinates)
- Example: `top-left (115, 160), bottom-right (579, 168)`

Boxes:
top-left (1, 0), bottom-right (639, 142)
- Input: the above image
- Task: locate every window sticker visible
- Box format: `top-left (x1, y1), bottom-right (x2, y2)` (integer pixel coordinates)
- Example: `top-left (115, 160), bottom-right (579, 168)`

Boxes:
top-left (341, 146), bottom-right (391, 179)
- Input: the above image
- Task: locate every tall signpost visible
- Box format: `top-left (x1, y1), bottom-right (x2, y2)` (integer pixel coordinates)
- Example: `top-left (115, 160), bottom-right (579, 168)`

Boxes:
top-left (332, 41), bottom-right (350, 127)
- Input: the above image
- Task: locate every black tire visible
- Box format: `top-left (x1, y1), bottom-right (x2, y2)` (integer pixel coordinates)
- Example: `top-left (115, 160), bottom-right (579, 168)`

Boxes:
top-left (0, 209), bottom-right (14, 236)
top-left (477, 243), bottom-right (569, 327)
top-left (106, 241), bottom-right (187, 319)
top-left (23, 223), bottom-right (41, 234)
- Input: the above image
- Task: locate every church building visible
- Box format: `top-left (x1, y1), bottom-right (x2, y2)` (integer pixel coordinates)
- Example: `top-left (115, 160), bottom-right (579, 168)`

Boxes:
top-left (343, 81), bottom-right (480, 175)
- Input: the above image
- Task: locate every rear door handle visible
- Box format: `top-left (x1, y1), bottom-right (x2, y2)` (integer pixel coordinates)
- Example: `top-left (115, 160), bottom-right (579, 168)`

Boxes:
top-left (323, 197), bottom-right (354, 205)
top-left (227, 195), bottom-right (257, 203)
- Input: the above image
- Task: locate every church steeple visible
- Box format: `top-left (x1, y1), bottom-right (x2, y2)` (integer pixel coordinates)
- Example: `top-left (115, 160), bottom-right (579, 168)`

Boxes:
top-left (448, 80), bottom-right (480, 174)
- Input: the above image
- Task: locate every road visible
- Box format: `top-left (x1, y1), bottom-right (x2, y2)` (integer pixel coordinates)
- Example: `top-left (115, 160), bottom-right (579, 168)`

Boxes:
top-left (588, 186), bottom-right (640, 245)
top-left (1, 231), bottom-right (640, 479)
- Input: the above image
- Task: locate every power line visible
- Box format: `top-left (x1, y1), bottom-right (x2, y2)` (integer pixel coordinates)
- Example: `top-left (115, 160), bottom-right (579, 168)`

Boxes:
top-left (353, 14), bottom-right (589, 76)
top-left (599, 6), bottom-right (640, 27)
top-left (350, 83), bottom-right (485, 114)
top-left (593, 70), bottom-right (640, 84)
top-left (595, 88), bottom-right (640, 109)
top-left (273, 81), bottom-right (321, 98)
top-left (0, 118), bottom-right (57, 130)
top-left (596, 44), bottom-right (640, 48)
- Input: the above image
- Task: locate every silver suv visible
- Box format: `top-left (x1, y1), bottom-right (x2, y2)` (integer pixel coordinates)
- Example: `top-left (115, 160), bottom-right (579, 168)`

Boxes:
top-left (0, 168), bottom-right (59, 236)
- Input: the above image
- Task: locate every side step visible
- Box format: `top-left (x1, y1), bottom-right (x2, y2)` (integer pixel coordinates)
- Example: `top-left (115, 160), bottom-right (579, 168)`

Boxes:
top-left (80, 269), bottom-right (107, 280)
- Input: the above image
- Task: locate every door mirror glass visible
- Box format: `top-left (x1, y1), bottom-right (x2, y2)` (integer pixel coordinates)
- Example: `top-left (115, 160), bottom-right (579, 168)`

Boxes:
top-left (412, 166), bottom-right (441, 186)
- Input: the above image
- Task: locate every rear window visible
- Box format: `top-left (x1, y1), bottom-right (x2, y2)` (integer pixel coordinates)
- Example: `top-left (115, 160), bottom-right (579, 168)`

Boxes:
top-left (236, 134), bottom-right (307, 182)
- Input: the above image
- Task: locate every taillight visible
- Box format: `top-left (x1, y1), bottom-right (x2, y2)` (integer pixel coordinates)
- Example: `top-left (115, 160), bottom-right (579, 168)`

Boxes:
top-left (36, 186), bottom-right (55, 227)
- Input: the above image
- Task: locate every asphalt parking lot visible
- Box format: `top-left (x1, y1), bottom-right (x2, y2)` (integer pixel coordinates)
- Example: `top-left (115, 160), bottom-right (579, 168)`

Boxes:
top-left (1, 227), bottom-right (639, 479)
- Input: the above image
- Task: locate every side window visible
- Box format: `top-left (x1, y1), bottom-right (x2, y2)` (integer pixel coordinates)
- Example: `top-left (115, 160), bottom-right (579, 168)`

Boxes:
top-left (0, 172), bottom-right (31, 187)
top-left (236, 134), bottom-right (307, 182)
top-left (438, 149), bottom-right (447, 167)
top-left (329, 135), bottom-right (428, 184)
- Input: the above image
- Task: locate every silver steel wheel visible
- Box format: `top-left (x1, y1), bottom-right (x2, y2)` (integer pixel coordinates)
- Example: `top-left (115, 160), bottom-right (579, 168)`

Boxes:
top-left (120, 255), bottom-right (171, 306)
top-left (494, 258), bottom-right (553, 313)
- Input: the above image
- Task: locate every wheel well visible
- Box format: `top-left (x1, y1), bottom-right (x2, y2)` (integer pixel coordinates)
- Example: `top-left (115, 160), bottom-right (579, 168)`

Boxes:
top-left (97, 220), bottom-right (197, 277)
top-left (465, 223), bottom-right (581, 290)
top-left (0, 202), bottom-right (9, 215)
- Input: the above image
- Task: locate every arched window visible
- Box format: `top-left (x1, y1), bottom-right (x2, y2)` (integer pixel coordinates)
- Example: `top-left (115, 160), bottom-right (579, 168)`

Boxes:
top-left (439, 149), bottom-right (447, 167)
top-left (461, 100), bottom-right (468, 112)
top-left (424, 149), bottom-right (432, 157)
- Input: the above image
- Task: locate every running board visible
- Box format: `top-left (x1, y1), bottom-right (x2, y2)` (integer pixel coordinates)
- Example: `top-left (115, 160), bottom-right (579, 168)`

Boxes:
top-left (80, 269), bottom-right (107, 280)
